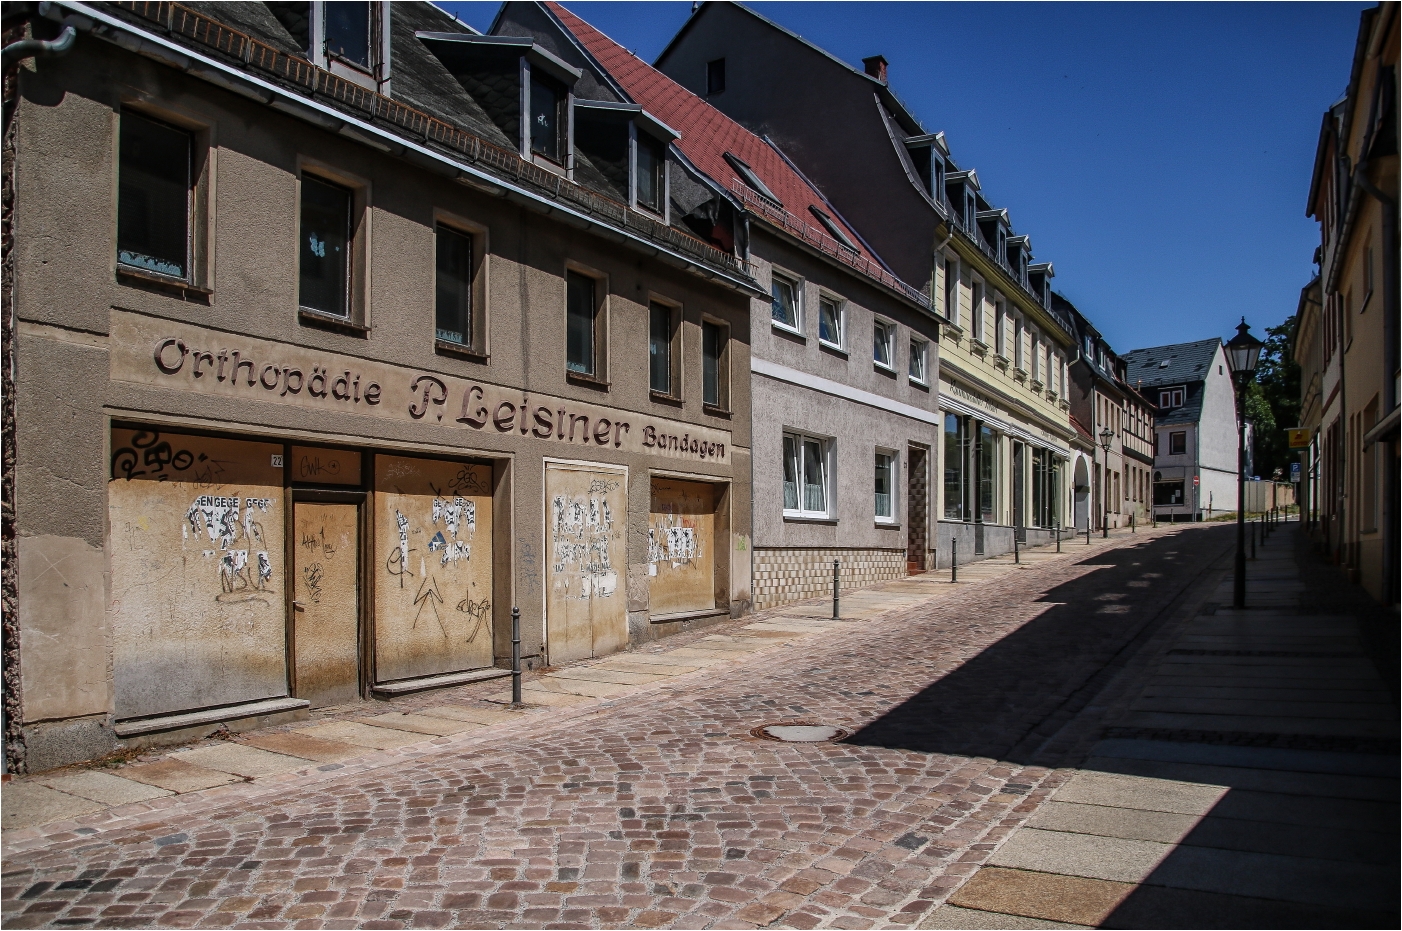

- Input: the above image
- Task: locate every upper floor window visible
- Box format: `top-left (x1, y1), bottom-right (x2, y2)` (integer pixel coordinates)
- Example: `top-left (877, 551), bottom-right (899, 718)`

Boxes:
top-left (726, 152), bottom-right (781, 205)
top-left (435, 224), bottom-right (473, 346)
top-left (325, 1), bottom-right (372, 69)
top-left (1159, 387), bottom-right (1185, 409)
top-left (994, 297), bottom-right (1007, 356)
top-left (635, 133), bottom-right (666, 216)
top-left (970, 278), bottom-right (985, 341)
top-left (942, 254), bottom-right (959, 326)
top-left (268, 2), bottom-right (387, 91)
top-left (873, 319), bottom-right (895, 370)
top-left (649, 301), bottom-right (679, 396)
top-left (909, 338), bottom-right (929, 385)
top-left (1168, 431), bottom-right (1187, 455)
top-left (771, 272), bottom-right (800, 332)
top-left (818, 295), bottom-right (845, 349)
top-left (703, 319), bottom-right (729, 409)
top-left (566, 271), bottom-right (601, 376)
top-left (117, 111), bottom-right (191, 281)
top-left (706, 58), bottom-right (726, 95)
top-left (299, 174), bottom-right (353, 317)
top-left (1013, 316), bottom-right (1025, 370)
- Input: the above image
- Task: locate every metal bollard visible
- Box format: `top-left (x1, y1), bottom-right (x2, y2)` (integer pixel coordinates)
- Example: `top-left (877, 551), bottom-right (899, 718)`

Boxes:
top-left (1056, 520), bottom-right (1061, 553)
top-left (951, 539), bottom-right (958, 583)
top-left (1014, 530), bottom-right (1020, 564)
top-left (832, 559), bottom-right (840, 619)
top-left (511, 606), bottom-right (522, 706)
top-left (1086, 524), bottom-right (1091, 545)
top-left (1131, 512), bottom-right (1136, 533)
top-left (1251, 518), bottom-right (1257, 559)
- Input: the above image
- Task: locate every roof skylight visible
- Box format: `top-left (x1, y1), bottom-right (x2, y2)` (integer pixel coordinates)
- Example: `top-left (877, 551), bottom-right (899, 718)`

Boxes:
top-left (724, 152), bottom-right (781, 205)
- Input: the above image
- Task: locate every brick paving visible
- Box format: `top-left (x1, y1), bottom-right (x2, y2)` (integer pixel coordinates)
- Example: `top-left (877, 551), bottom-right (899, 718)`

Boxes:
top-left (1, 524), bottom-right (1221, 929)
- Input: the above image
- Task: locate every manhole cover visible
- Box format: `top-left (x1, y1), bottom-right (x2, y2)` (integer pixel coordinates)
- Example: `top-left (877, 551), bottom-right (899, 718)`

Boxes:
top-left (752, 722), bottom-right (849, 742)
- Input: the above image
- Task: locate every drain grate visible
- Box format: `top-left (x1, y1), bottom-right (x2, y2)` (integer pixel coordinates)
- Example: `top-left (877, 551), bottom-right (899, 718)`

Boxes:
top-left (751, 722), bottom-right (849, 742)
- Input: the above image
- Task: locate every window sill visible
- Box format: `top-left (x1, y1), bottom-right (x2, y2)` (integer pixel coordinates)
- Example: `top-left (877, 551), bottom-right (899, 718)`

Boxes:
top-left (649, 389), bottom-right (683, 407)
top-left (116, 265), bottom-right (212, 300)
top-left (910, 378), bottom-right (931, 392)
top-left (993, 354), bottom-right (1011, 370)
top-left (435, 339), bottom-right (488, 363)
top-left (703, 403), bottom-right (732, 418)
top-left (873, 361), bottom-right (897, 377)
top-left (782, 514), bottom-right (838, 524)
top-left (875, 520), bottom-right (901, 529)
top-left (969, 338), bottom-right (990, 356)
top-left (819, 340), bottom-right (848, 357)
top-left (941, 321), bottom-right (965, 341)
top-left (1013, 367), bottom-right (1028, 382)
top-left (772, 321), bottom-right (805, 340)
top-left (299, 308), bottom-right (369, 337)
top-left (566, 370), bottom-right (610, 390)
top-left (1030, 380), bottom-right (1045, 392)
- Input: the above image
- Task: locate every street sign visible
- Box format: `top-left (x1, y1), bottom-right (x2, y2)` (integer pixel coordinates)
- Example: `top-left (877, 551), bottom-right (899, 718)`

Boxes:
top-left (1287, 428), bottom-right (1310, 449)
top-left (1193, 475), bottom-right (1200, 486)
top-left (1290, 461), bottom-right (1301, 483)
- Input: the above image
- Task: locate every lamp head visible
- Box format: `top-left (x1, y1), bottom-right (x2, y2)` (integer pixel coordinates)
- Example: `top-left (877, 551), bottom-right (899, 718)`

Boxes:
top-left (1225, 317), bottom-right (1263, 384)
top-left (1099, 426), bottom-right (1114, 452)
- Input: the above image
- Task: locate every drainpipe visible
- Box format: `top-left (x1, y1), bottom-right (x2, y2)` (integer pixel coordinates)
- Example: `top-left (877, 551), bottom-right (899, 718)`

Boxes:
top-left (2, 2), bottom-right (75, 777)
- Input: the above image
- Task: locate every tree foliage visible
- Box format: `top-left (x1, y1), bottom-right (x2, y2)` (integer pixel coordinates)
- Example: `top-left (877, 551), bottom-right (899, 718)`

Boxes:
top-left (1244, 315), bottom-right (1302, 480)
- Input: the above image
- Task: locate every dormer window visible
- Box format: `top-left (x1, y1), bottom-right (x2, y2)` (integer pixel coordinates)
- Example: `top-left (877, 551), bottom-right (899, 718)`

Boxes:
top-left (809, 206), bottom-right (858, 253)
top-left (270, 2), bottom-right (390, 93)
top-left (634, 132), bottom-right (665, 215)
top-left (1160, 387), bottom-right (1185, 409)
top-left (725, 152), bottom-right (781, 206)
top-left (905, 136), bottom-right (946, 204)
top-left (529, 71), bottom-right (567, 164)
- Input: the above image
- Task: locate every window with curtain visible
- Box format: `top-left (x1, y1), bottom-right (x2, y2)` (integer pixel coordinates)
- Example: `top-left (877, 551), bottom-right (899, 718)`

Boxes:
top-left (783, 432), bottom-right (831, 518)
top-left (875, 451), bottom-right (895, 521)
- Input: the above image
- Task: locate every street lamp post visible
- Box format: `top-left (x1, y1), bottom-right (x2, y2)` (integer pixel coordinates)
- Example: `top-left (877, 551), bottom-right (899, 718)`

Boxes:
top-left (1099, 426), bottom-right (1114, 538)
top-left (1226, 318), bottom-right (1264, 610)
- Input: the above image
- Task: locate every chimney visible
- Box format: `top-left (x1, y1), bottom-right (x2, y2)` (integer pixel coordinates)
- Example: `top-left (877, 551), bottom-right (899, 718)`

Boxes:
top-left (862, 55), bottom-right (888, 82)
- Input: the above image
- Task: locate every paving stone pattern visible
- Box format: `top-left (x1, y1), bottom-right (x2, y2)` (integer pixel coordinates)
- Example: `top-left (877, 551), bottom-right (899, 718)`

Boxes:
top-left (930, 519), bottom-right (1401, 929)
top-left (1, 526), bottom-right (1220, 929)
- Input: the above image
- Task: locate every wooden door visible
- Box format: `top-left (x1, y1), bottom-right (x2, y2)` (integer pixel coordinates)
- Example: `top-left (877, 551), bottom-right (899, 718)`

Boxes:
top-left (648, 478), bottom-right (715, 616)
top-left (292, 501), bottom-right (360, 707)
top-left (373, 456), bottom-right (494, 683)
top-left (545, 463), bottom-right (627, 665)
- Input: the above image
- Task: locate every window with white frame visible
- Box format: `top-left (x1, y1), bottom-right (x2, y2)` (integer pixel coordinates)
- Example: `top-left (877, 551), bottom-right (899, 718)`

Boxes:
top-left (771, 271), bottom-right (800, 332)
top-left (818, 295), bottom-right (844, 348)
top-left (783, 432), bottom-right (832, 518)
top-left (909, 337), bottom-right (929, 384)
top-left (971, 277), bottom-right (985, 342)
top-left (1160, 387), bottom-right (1185, 409)
top-left (994, 295), bottom-right (1006, 356)
top-left (1030, 332), bottom-right (1041, 382)
top-left (874, 449), bottom-right (897, 522)
top-left (873, 319), bottom-right (895, 369)
top-left (1014, 315), bottom-right (1025, 370)
top-left (942, 253), bottom-right (959, 326)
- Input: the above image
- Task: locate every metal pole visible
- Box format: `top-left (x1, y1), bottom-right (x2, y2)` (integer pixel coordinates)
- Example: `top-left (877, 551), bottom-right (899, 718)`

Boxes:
top-left (1056, 520), bottom-right (1061, 552)
top-left (511, 606), bottom-right (522, 706)
top-left (1131, 512), bottom-right (1136, 533)
top-left (951, 539), bottom-right (958, 583)
top-left (1086, 522), bottom-right (1091, 545)
top-left (832, 559), bottom-right (840, 619)
top-left (1234, 382), bottom-right (1247, 609)
top-left (1014, 529), bottom-right (1020, 564)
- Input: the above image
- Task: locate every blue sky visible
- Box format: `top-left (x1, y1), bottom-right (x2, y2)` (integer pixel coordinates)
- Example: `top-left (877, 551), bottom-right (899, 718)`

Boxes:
top-left (439, 2), bottom-right (1368, 353)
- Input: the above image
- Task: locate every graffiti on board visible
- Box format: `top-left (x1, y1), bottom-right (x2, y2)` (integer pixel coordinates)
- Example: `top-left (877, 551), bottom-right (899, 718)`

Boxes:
top-left (551, 492), bottom-right (618, 599)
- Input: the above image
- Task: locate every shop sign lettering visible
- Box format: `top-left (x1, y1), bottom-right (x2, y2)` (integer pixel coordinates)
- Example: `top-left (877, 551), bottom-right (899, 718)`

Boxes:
top-left (112, 311), bottom-right (730, 465)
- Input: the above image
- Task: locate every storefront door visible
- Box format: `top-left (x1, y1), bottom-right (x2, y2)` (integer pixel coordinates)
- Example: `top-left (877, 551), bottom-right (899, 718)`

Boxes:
top-left (648, 478), bottom-right (716, 617)
top-left (545, 462), bottom-right (627, 665)
top-left (292, 501), bottom-right (361, 707)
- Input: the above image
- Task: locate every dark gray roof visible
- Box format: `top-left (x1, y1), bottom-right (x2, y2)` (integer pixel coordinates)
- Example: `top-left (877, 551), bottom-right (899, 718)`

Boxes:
top-left (1123, 338), bottom-right (1222, 389)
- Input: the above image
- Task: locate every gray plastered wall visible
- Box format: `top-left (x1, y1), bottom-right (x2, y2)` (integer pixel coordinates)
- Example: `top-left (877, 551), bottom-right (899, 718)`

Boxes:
top-left (8, 36), bottom-right (752, 769)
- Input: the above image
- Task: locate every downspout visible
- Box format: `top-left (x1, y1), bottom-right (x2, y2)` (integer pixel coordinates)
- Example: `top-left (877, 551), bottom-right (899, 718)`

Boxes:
top-left (2, 4), bottom-right (76, 776)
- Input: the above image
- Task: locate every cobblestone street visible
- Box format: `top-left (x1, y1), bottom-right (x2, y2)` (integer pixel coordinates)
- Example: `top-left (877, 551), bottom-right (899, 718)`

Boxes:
top-left (4, 522), bottom-right (1394, 929)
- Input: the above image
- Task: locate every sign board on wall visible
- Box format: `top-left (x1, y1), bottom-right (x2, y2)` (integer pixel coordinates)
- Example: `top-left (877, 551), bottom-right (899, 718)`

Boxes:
top-left (110, 310), bottom-right (732, 465)
top-left (1287, 428), bottom-right (1310, 449)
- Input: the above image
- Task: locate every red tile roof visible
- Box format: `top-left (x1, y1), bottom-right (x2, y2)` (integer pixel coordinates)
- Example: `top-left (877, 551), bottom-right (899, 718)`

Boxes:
top-left (1069, 413), bottom-right (1094, 442)
top-left (546, 1), bottom-right (878, 267)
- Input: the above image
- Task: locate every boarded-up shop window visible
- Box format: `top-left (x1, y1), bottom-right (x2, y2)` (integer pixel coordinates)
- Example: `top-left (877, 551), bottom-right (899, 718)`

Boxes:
top-left (108, 429), bottom-right (287, 719)
top-left (545, 463), bottom-right (628, 665)
top-left (373, 455), bottom-right (494, 683)
top-left (648, 478), bottom-right (717, 616)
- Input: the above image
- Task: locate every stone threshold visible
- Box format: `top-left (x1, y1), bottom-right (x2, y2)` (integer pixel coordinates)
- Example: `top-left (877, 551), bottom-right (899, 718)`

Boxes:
top-left (113, 697), bottom-right (310, 738)
top-left (370, 668), bottom-right (510, 696)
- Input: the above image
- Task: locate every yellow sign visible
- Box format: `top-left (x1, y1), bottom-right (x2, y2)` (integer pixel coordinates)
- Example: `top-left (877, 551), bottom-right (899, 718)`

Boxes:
top-left (1287, 428), bottom-right (1311, 449)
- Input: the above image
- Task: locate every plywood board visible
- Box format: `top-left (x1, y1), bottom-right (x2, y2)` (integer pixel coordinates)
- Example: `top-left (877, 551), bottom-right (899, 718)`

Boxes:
top-left (293, 502), bottom-right (360, 707)
top-left (289, 446), bottom-right (361, 486)
top-left (109, 429), bottom-right (287, 719)
top-left (545, 464), bottom-right (627, 665)
top-left (648, 478), bottom-right (716, 616)
top-left (373, 455), bottom-right (494, 682)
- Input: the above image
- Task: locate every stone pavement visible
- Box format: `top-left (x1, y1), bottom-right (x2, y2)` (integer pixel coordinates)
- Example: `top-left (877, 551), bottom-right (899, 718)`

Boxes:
top-left (0, 528), bottom-right (1099, 836)
top-left (928, 517), bottom-right (1401, 929)
top-left (0, 523), bottom-right (1224, 929)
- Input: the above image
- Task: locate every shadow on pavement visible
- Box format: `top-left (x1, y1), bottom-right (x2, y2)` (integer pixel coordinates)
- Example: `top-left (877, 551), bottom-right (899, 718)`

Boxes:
top-left (842, 526), bottom-right (1233, 765)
